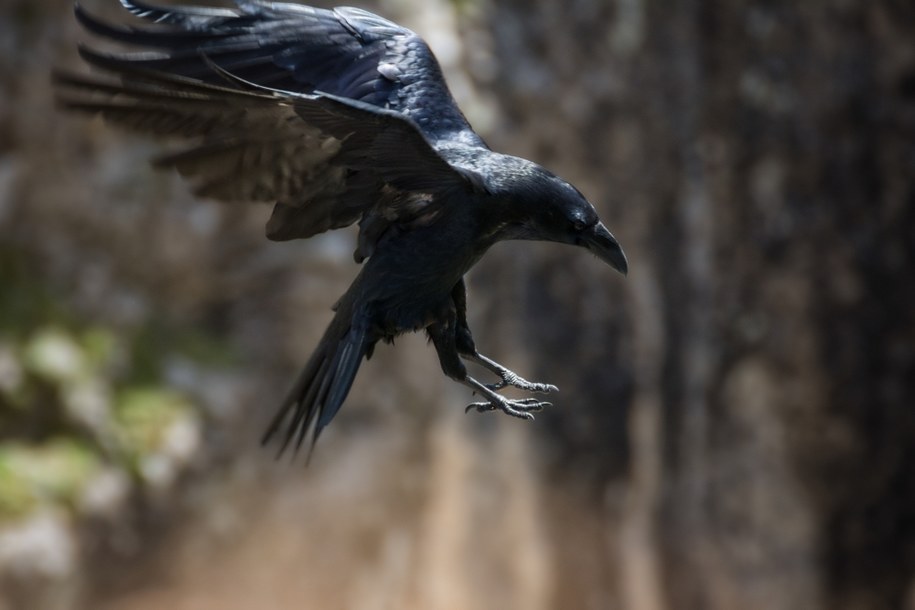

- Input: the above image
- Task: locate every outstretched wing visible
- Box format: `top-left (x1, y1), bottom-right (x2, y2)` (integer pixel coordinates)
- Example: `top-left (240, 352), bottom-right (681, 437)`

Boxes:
top-left (75, 0), bottom-right (482, 144)
top-left (56, 1), bottom-right (486, 248)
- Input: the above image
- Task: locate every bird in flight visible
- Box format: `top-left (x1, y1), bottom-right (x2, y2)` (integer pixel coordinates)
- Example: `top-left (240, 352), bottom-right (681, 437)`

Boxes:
top-left (55, 0), bottom-right (628, 454)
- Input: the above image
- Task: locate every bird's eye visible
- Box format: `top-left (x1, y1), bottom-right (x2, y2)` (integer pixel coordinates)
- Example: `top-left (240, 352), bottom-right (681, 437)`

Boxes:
top-left (572, 220), bottom-right (586, 232)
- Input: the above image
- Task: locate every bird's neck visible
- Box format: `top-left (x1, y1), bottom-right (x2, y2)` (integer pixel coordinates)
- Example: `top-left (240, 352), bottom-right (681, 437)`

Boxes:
top-left (474, 196), bottom-right (533, 245)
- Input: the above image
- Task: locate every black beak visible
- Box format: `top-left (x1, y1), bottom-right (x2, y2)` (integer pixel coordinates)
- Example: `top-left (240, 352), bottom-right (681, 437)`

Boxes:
top-left (581, 222), bottom-right (628, 275)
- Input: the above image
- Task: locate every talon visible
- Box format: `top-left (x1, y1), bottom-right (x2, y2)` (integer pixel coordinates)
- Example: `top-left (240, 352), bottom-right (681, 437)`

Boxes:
top-left (465, 401), bottom-right (494, 414)
top-left (485, 373), bottom-right (557, 394)
top-left (464, 396), bottom-right (551, 419)
top-left (514, 398), bottom-right (550, 412)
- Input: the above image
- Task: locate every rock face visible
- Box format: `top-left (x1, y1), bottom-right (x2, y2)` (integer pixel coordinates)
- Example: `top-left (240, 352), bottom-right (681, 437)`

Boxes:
top-left (1, 1), bottom-right (913, 610)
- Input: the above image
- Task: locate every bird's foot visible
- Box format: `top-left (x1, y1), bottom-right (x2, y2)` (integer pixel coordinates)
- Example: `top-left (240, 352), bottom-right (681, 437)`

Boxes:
top-left (465, 353), bottom-right (557, 394)
top-left (486, 369), bottom-right (558, 394)
top-left (465, 396), bottom-right (551, 420)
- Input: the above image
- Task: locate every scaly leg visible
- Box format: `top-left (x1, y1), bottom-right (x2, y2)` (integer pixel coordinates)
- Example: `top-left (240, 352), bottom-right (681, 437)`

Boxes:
top-left (427, 308), bottom-right (551, 419)
top-left (461, 352), bottom-right (558, 394)
top-left (449, 278), bottom-right (558, 395)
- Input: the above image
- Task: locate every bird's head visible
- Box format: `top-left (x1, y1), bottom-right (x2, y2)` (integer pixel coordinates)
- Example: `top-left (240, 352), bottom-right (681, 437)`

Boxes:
top-left (495, 164), bottom-right (628, 275)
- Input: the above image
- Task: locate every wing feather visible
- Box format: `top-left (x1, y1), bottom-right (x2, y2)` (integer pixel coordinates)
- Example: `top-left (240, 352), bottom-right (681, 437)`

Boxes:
top-left (57, 1), bottom-right (487, 247)
top-left (94, 0), bottom-right (483, 142)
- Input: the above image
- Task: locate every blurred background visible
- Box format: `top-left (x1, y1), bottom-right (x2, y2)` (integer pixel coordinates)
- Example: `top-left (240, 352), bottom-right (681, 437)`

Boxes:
top-left (1, 0), bottom-right (913, 608)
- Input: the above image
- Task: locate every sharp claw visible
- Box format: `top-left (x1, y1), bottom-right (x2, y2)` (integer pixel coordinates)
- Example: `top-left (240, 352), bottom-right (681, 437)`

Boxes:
top-left (465, 401), bottom-right (493, 414)
top-left (485, 373), bottom-right (558, 394)
top-left (464, 397), bottom-right (551, 418)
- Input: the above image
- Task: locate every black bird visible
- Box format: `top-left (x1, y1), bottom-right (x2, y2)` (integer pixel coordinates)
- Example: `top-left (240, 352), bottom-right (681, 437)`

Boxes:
top-left (55, 0), bottom-right (628, 453)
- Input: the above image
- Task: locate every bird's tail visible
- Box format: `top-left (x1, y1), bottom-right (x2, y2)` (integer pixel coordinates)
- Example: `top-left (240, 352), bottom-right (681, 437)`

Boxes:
top-left (262, 308), bottom-right (370, 457)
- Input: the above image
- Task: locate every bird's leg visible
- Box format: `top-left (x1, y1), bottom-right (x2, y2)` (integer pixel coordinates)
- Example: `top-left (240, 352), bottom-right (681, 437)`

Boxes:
top-left (464, 352), bottom-right (557, 394)
top-left (449, 278), bottom-right (558, 395)
top-left (427, 312), bottom-right (550, 420)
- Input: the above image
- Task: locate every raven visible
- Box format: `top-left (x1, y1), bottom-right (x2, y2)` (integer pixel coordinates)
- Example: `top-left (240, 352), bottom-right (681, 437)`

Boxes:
top-left (55, 0), bottom-right (628, 453)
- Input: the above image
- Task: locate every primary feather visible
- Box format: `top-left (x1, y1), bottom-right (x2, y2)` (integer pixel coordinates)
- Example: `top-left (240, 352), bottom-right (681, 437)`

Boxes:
top-left (57, 0), bottom-right (483, 252)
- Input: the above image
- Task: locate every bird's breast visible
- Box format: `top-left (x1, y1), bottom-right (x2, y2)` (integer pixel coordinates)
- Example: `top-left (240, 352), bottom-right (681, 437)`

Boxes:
top-left (357, 221), bottom-right (483, 336)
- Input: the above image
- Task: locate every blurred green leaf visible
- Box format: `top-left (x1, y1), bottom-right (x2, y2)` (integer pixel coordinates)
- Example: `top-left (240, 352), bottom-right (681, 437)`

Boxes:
top-left (23, 328), bottom-right (86, 385)
top-left (80, 327), bottom-right (120, 373)
top-left (0, 439), bottom-right (101, 521)
top-left (114, 387), bottom-right (194, 458)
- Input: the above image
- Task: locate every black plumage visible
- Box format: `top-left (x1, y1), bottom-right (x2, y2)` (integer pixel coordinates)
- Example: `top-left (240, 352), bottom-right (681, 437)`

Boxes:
top-left (55, 0), bottom-right (628, 453)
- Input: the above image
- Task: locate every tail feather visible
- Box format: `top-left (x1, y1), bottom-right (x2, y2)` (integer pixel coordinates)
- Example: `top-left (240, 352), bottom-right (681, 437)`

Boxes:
top-left (263, 314), bottom-right (369, 457)
top-left (319, 334), bottom-right (364, 430)
top-left (284, 358), bottom-right (329, 454)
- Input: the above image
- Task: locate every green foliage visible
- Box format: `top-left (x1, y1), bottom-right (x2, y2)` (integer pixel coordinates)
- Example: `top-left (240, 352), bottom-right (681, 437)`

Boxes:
top-left (23, 328), bottom-right (90, 384)
top-left (0, 439), bottom-right (100, 521)
top-left (114, 387), bottom-right (194, 466)
top-left (0, 245), bottom-right (218, 523)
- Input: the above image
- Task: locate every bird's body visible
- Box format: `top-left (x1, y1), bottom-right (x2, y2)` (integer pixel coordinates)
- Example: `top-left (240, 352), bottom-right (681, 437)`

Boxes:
top-left (57, 0), bottom-right (628, 453)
